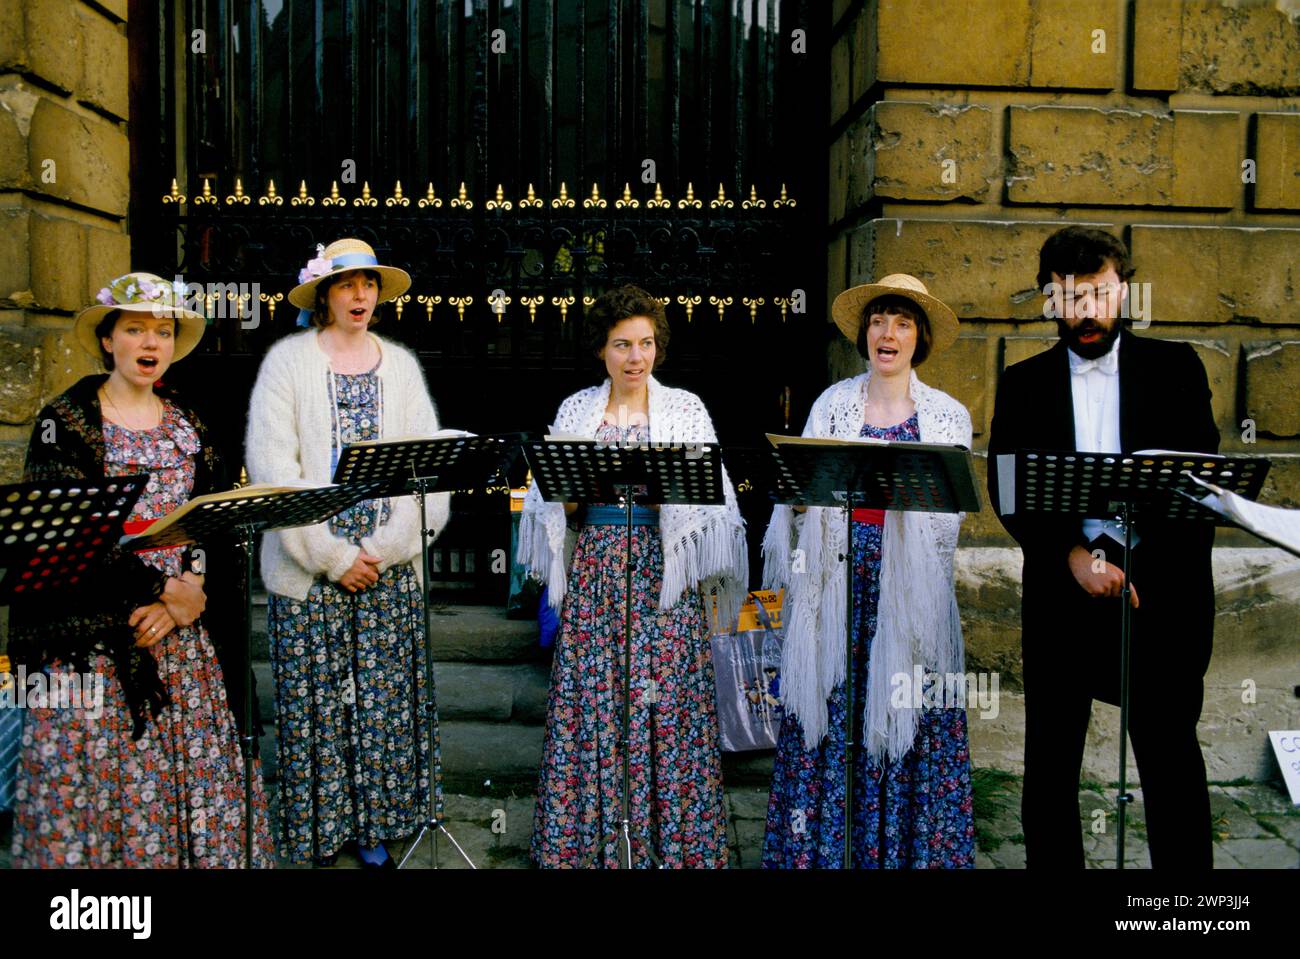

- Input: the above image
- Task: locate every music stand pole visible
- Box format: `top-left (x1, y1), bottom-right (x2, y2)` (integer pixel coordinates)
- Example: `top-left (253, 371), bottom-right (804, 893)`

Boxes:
top-left (1115, 500), bottom-right (1135, 869)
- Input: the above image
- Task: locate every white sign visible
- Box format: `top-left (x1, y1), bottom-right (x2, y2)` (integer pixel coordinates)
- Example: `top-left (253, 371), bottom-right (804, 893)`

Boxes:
top-left (1268, 730), bottom-right (1300, 806)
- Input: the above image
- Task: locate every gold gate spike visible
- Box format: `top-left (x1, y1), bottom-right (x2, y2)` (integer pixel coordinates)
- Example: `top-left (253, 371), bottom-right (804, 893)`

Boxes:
top-left (615, 183), bottom-right (639, 209)
top-left (419, 183), bottom-right (442, 208)
top-left (584, 183), bottom-right (606, 209)
top-left (521, 294), bottom-right (544, 322)
top-left (194, 178), bottom-right (217, 206)
top-left (773, 295), bottom-right (792, 322)
top-left (323, 181), bottom-right (346, 206)
top-left (488, 290), bottom-right (512, 320)
top-left (743, 184), bottom-right (766, 210)
top-left (258, 179), bottom-right (283, 206)
top-left (258, 291), bottom-right (283, 320)
top-left (520, 184), bottom-right (543, 209)
top-left (550, 294), bottom-right (575, 322)
top-left (354, 181), bottom-right (378, 207)
top-left (487, 184), bottom-right (512, 211)
top-left (708, 295), bottom-right (732, 320)
top-left (743, 296), bottom-right (765, 323)
top-left (676, 294), bottom-right (701, 323)
top-left (449, 295), bottom-right (473, 321)
top-left (773, 183), bottom-right (796, 208)
top-left (451, 182), bottom-right (473, 209)
top-left (386, 180), bottom-right (410, 207)
top-left (291, 180), bottom-right (315, 206)
top-left (647, 183), bottom-right (670, 209)
top-left (678, 182), bottom-right (701, 209)
top-left (552, 182), bottom-right (575, 209)
top-left (225, 178), bottom-right (251, 205)
top-left (393, 293), bottom-right (411, 319)
top-left (162, 178), bottom-right (187, 204)
top-left (418, 294), bottom-right (442, 321)
top-left (711, 183), bottom-right (733, 209)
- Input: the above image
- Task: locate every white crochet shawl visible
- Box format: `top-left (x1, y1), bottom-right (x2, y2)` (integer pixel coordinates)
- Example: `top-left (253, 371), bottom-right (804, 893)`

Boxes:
top-left (761, 370), bottom-right (971, 758)
top-left (517, 374), bottom-right (749, 629)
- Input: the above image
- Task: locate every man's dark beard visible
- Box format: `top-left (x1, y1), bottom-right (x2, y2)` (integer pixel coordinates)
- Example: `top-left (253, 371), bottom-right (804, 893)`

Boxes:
top-left (1057, 316), bottom-right (1121, 360)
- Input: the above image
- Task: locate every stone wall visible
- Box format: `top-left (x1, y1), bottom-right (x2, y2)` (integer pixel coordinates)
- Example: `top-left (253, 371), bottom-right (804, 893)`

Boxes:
top-left (0, 0), bottom-right (130, 483)
top-left (828, 0), bottom-right (1300, 778)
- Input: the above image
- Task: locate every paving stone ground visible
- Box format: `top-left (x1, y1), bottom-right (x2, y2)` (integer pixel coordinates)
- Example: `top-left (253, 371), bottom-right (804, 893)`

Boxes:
top-left (3, 770), bottom-right (1295, 869)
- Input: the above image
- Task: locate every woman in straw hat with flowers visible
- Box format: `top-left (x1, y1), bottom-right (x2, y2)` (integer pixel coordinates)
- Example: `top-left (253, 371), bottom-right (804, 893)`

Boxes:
top-left (245, 238), bottom-right (450, 868)
top-left (8, 272), bottom-right (274, 867)
top-left (760, 274), bottom-right (975, 868)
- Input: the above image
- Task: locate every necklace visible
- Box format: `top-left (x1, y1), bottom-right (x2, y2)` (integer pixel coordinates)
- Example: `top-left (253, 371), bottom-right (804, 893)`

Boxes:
top-left (100, 384), bottom-right (160, 431)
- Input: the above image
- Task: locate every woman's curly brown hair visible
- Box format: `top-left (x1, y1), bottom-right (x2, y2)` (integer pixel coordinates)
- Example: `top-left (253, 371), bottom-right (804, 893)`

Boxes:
top-left (583, 284), bottom-right (670, 371)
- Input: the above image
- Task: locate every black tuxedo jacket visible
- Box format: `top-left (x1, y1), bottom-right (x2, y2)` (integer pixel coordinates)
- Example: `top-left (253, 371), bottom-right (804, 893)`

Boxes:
top-left (987, 329), bottom-right (1220, 677)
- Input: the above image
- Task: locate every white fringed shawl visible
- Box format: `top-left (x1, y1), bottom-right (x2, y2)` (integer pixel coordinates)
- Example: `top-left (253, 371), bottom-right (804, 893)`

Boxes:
top-left (516, 374), bottom-right (749, 629)
top-left (761, 370), bottom-right (971, 758)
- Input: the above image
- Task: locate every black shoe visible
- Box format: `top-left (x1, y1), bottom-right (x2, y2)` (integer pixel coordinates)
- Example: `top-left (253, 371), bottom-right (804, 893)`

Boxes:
top-left (313, 851), bottom-right (339, 868)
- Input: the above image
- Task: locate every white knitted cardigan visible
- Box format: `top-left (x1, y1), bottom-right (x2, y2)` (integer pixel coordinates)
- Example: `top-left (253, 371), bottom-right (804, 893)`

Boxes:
top-left (244, 329), bottom-right (451, 600)
top-left (761, 370), bottom-right (971, 758)
top-left (517, 374), bottom-right (749, 629)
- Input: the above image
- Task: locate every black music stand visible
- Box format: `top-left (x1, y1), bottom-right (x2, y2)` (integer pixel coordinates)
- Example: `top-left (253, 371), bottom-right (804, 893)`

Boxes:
top-left (728, 439), bottom-right (980, 869)
top-left (126, 480), bottom-right (393, 868)
top-left (332, 433), bottom-right (522, 870)
top-left (996, 449), bottom-right (1269, 869)
top-left (0, 476), bottom-right (148, 602)
top-left (522, 437), bottom-right (725, 868)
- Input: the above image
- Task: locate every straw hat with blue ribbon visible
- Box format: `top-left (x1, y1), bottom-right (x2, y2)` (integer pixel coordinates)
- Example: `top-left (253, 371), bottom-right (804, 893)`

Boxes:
top-left (288, 238), bottom-right (411, 327)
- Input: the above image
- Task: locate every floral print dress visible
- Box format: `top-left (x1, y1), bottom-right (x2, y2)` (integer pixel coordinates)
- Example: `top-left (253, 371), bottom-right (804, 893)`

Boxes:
top-left (266, 370), bottom-right (431, 863)
top-left (761, 414), bottom-right (975, 869)
top-left (531, 419), bottom-right (729, 868)
top-left (11, 401), bottom-right (275, 868)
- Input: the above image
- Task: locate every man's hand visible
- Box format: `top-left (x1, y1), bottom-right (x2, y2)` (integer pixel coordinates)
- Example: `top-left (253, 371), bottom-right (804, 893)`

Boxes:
top-left (1068, 545), bottom-right (1139, 608)
top-left (337, 551), bottom-right (382, 593)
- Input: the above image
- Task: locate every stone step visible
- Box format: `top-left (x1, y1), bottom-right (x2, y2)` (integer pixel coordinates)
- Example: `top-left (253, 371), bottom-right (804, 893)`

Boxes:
top-left (438, 720), bottom-right (545, 792)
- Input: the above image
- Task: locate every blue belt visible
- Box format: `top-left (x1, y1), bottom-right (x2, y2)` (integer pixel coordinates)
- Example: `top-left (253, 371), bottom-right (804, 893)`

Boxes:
top-left (584, 505), bottom-right (659, 526)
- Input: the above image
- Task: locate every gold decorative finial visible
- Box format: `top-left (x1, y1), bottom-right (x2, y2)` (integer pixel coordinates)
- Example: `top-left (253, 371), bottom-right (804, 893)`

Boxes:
top-left (676, 294), bottom-right (701, 323)
top-left (258, 291), bottom-right (283, 320)
top-left (449, 295), bottom-right (473, 321)
top-left (353, 181), bottom-right (378, 207)
top-left (743, 184), bottom-right (766, 210)
top-left (647, 183), bottom-right (671, 209)
top-left (711, 183), bottom-right (733, 209)
top-left (238, 466), bottom-right (249, 487)
top-left (584, 183), bottom-right (606, 209)
top-left (194, 178), bottom-right (217, 206)
top-left (487, 183), bottom-right (512, 211)
top-left (258, 179), bottom-right (283, 206)
top-left (291, 180), bottom-right (315, 206)
top-left (162, 178), bottom-right (186, 204)
top-left (520, 184), bottom-right (543, 209)
top-left (552, 182), bottom-right (575, 209)
top-left (742, 296), bottom-right (765, 323)
top-left (418, 293), bottom-right (442, 321)
top-left (451, 182), bottom-right (473, 209)
top-left (521, 294), bottom-right (544, 322)
top-left (487, 289), bottom-right (512, 320)
top-left (550, 294), bottom-right (576, 322)
top-left (773, 183), bottom-right (796, 208)
top-left (386, 180), bottom-right (410, 207)
top-left (709, 294), bottom-right (732, 320)
top-left (322, 181), bottom-right (346, 206)
top-left (419, 183), bottom-right (442, 208)
top-left (678, 182), bottom-right (702, 209)
top-left (392, 293), bottom-right (412, 320)
top-left (225, 178), bottom-right (251, 205)
top-left (773, 295), bottom-right (792, 323)
top-left (616, 183), bottom-right (639, 209)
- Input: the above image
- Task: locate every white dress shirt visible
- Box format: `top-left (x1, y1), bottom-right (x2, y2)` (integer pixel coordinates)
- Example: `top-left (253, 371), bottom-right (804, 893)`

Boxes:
top-left (1068, 336), bottom-right (1138, 548)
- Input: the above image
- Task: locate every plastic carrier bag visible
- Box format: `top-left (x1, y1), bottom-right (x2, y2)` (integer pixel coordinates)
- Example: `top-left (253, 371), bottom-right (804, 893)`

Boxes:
top-left (709, 590), bottom-right (785, 752)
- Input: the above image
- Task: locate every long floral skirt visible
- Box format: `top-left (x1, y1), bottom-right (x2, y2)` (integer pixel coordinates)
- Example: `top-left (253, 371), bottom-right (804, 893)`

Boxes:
top-left (762, 519), bottom-right (975, 869)
top-left (10, 625), bottom-right (274, 868)
top-left (531, 521), bottom-right (728, 868)
top-left (268, 564), bottom-right (431, 863)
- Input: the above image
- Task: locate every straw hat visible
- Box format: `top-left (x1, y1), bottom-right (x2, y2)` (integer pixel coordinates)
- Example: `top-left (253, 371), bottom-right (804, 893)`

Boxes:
top-left (287, 238), bottom-right (411, 311)
top-left (831, 273), bottom-right (959, 354)
top-left (74, 272), bottom-right (207, 362)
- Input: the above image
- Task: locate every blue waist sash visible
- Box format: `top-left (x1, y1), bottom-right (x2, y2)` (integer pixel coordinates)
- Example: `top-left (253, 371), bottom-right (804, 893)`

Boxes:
top-left (584, 504), bottom-right (659, 526)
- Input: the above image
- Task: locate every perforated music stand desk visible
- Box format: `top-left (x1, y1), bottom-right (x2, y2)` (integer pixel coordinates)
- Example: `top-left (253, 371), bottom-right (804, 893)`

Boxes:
top-left (0, 475), bottom-right (148, 603)
top-left (331, 433), bottom-right (524, 870)
top-left (996, 448), bottom-right (1269, 870)
top-left (727, 438), bottom-right (980, 869)
top-left (522, 438), bottom-right (725, 868)
top-left (127, 479), bottom-right (392, 868)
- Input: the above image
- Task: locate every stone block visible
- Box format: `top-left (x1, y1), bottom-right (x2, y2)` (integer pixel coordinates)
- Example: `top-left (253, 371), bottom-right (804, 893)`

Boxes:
top-left (0, 208), bottom-right (31, 303)
top-left (851, 4), bottom-right (874, 103)
top-left (850, 218), bottom-right (1090, 321)
top-left (876, 0), bottom-right (1031, 87)
top-left (1175, 338), bottom-right (1234, 436)
top-left (27, 97), bottom-right (129, 216)
top-left (0, 325), bottom-right (44, 425)
top-left (1028, 0), bottom-right (1117, 90)
top-left (24, 0), bottom-right (82, 94)
top-left (77, 5), bottom-right (128, 120)
top-left (831, 31), bottom-right (851, 126)
top-left (1008, 106), bottom-right (1236, 209)
top-left (0, 441), bottom-right (25, 483)
top-left (918, 335), bottom-right (988, 435)
top-left (29, 215), bottom-right (85, 312)
top-left (84, 224), bottom-right (129, 301)
top-left (871, 101), bottom-right (999, 202)
top-left (828, 134), bottom-right (848, 225)
top-left (844, 110), bottom-right (874, 212)
top-left (825, 232), bottom-right (847, 318)
top-left (1129, 225), bottom-right (1300, 326)
top-left (425, 605), bottom-right (540, 663)
top-left (1001, 335), bottom-right (1056, 368)
top-left (1131, 0), bottom-right (1181, 91)
top-left (0, 95), bottom-right (31, 189)
top-left (1254, 112), bottom-right (1300, 211)
top-left (1179, 1), bottom-right (1300, 96)
top-left (0, 0), bottom-right (26, 70)
top-left (1244, 341), bottom-right (1300, 438)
